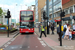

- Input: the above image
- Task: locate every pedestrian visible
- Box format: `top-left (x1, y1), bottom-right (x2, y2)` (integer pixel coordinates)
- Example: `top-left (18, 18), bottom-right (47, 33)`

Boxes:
top-left (57, 23), bottom-right (61, 41)
top-left (72, 23), bottom-right (75, 39)
top-left (51, 23), bottom-right (54, 35)
top-left (64, 25), bottom-right (71, 40)
top-left (39, 23), bottom-right (41, 32)
top-left (69, 30), bottom-right (72, 40)
top-left (39, 25), bottom-right (47, 38)
top-left (73, 23), bottom-right (75, 31)
top-left (62, 22), bottom-right (67, 39)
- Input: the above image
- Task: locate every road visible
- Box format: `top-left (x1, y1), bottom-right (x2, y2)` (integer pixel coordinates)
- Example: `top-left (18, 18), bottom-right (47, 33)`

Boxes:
top-left (1, 33), bottom-right (52, 50)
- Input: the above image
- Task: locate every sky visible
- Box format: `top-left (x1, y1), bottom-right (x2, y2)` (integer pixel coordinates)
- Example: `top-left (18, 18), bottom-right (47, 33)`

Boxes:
top-left (0, 0), bottom-right (35, 23)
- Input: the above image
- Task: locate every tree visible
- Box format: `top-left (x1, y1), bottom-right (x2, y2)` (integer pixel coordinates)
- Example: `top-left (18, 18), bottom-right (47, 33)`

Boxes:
top-left (0, 7), bottom-right (3, 17)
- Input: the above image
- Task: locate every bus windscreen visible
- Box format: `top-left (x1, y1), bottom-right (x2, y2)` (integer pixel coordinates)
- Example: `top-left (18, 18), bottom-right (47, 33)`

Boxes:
top-left (20, 11), bottom-right (33, 21)
top-left (20, 22), bottom-right (34, 28)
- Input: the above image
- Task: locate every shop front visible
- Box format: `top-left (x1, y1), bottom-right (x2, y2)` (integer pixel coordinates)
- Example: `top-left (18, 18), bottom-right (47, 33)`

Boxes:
top-left (62, 16), bottom-right (75, 25)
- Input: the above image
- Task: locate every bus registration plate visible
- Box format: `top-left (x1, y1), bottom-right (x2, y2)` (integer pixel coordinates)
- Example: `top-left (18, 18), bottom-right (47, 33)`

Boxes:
top-left (26, 31), bottom-right (29, 33)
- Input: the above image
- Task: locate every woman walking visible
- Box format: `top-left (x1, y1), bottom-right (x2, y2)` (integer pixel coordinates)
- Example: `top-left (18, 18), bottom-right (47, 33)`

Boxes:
top-left (64, 25), bottom-right (71, 40)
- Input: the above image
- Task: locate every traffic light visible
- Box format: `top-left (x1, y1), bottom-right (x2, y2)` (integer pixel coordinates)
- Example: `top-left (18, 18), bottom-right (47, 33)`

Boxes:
top-left (7, 9), bottom-right (11, 18)
top-left (43, 11), bottom-right (46, 19)
top-left (5, 16), bottom-right (8, 18)
top-left (60, 11), bottom-right (65, 17)
top-left (5, 9), bottom-right (11, 18)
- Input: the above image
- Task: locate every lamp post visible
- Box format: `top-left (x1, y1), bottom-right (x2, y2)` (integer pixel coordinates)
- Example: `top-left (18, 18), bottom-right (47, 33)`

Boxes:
top-left (58, 8), bottom-right (62, 46)
top-left (46, 0), bottom-right (49, 34)
top-left (52, 0), bottom-right (54, 24)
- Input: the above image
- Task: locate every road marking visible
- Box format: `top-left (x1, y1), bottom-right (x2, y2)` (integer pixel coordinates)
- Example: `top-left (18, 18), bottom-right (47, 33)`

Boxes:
top-left (20, 47), bottom-right (22, 48)
top-left (40, 41), bottom-right (46, 47)
top-left (11, 47), bottom-right (15, 49)
top-left (38, 38), bottom-right (42, 40)
top-left (35, 46), bottom-right (38, 48)
top-left (38, 38), bottom-right (46, 47)
top-left (4, 44), bottom-right (8, 47)
top-left (14, 33), bottom-right (19, 38)
top-left (7, 42), bottom-right (11, 44)
top-left (35, 33), bottom-right (37, 35)
top-left (11, 38), bottom-right (15, 41)
top-left (28, 46), bottom-right (30, 48)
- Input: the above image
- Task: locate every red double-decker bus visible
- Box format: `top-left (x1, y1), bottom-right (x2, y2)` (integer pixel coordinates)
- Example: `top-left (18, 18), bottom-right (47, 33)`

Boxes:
top-left (19, 10), bottom-right (34, 34)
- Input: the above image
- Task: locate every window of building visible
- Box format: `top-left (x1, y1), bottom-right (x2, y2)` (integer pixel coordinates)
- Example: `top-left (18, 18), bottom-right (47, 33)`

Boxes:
top-left (53, 0), bottom-right (56, 2)
top-left (74, 5), bottom-right (75, 13)
top-left (49, 0), bottom-right (52, 5)
top-left (49, 15), bottom-right (51, 19)
top-left (64, 8), bottom-right (68, 15)
top-left (49, 9), bottom-right (52, 14)
top-left (70, 6), bottom-right (73, 13)
top-left (51, 15), bottom-right (52, 18)
top-left (58, 11), bottom-right (61, 17)
top-left (54, 13), bottom-right (56, 17)
top-left (56, 12), bottom-right (58, 17)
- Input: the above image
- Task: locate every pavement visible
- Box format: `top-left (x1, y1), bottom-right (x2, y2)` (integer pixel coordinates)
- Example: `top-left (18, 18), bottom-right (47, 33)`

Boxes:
top-left (0, 31), bottom-right (19, 48)
top-left (35, 28), bottom-right (75, 50)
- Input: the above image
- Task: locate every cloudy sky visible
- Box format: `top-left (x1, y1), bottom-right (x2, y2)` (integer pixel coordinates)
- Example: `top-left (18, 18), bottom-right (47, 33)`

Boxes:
top-left (0, 0), bottom-right (35, 23)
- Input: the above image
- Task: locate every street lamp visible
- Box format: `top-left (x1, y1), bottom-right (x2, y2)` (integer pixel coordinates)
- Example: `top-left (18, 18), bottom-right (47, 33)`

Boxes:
top-left (58, 8), bottom-right (62, 46)
top-left (46, 0), bottom-right (49, 34)
top-left (52, 0), bottom-right (54, 24)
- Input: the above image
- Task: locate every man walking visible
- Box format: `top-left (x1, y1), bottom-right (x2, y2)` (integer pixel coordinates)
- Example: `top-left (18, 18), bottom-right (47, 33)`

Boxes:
top-left (39, 24), bottom-right (47, 38)
top-left (51, 23), bottom-right (54, 35)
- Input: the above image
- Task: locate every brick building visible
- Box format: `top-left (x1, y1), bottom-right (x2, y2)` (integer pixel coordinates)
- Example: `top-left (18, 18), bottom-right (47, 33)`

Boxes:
top-left (62, 0), bottom-right (75, 24)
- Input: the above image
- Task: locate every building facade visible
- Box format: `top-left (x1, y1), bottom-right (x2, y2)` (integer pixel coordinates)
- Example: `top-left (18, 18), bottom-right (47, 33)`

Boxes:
top-left (41, 0), bottom-right (75, 26)
top-left (62, 0), bottom-right (75, 25)
top-left (35, 0), bottom-right (46, 22)
top-left (42, 0), bottom-right (62, 26)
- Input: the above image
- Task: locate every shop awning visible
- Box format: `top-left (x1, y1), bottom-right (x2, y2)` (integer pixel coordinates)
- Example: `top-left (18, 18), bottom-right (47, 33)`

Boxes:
top-left (55, 20), bottom-right (61, 22)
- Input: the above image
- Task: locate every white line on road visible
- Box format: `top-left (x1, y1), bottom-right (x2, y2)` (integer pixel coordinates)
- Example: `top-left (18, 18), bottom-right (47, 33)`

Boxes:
top-left (7, 42), bottom-right (11, 45)
top-left (35, 46), bottom-right (38, 48)
top-left (11, 38), bottom-right (15, 41)
top-left (35, 33), bottom-right (37, 35)
top-left (40, 41), bottom-right (46, 47)
top-left (28, 46), bottom-right (30, 48)
top-left (4, 44), bottom-right (8, 47)
top-left (20, 47), bottom-right (22, 48)
top-left (38, 38), bottom-right (42, 40)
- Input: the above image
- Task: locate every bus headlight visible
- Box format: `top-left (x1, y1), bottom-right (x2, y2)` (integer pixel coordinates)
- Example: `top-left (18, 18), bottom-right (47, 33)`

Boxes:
top-left (32, 29), bottom-right (33, 30)
top-left (21, 29), bottom-right (23, 31)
